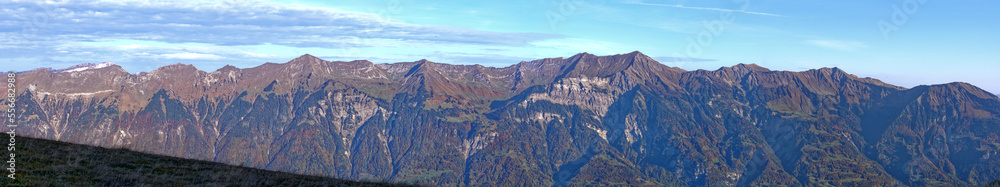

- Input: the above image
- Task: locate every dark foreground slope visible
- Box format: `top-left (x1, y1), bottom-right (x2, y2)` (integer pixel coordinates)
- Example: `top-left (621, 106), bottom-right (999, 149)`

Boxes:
top-left (2, 51), bottom-right (999, 186)
top-left (1, 137), bottom-right (413, 186)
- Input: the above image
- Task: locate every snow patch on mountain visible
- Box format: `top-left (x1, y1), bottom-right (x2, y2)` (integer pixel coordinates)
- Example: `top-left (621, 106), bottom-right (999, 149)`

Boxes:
top-left (36, 90), bottom-right (114, 98)
top-left (60, 62), bottom-right (116, 73)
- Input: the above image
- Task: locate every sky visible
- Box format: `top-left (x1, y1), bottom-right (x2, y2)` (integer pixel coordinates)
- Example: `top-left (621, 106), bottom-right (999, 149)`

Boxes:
top-left (1, 0), bottom-right (998, 94)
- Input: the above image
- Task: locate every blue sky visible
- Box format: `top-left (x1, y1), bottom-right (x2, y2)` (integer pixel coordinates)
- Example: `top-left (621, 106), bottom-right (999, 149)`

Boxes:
top-left (1, 0), bottom-right (998, 94)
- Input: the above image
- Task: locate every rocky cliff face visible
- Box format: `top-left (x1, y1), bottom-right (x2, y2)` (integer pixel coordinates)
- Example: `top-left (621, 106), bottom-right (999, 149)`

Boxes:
top-left (3, 51), bottom-right (999, 186)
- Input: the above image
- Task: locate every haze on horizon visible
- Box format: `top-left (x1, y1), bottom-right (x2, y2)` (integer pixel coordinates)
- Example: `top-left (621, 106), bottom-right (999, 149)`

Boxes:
top-left (1, 0), bottom-right (997, 94)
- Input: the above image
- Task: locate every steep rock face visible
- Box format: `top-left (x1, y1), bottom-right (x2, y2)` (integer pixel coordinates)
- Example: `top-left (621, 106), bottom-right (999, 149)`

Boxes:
top-left (863, 82), bottom-right (1000, 186)
top-left (2, 52), bottom-right (999, 186)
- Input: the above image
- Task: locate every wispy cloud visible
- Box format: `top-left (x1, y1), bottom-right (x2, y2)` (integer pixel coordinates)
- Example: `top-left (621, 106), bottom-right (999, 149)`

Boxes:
top-left (530, 38), bottom-right (625, 55)
top-left (629, 2), bottom-right (784, 17)
top-left (155, 52), bottom-right (226, 60)
top-left (0, 0), bottom-right (563, 72)
top-left (805, 40), bottom-right (868, 51)
top-left (0, 0), bottom-right (559, 47)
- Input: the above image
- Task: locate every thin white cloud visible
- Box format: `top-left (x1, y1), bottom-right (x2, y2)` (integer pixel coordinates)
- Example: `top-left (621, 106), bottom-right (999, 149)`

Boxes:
top-left (531, 38), bottom-right (623, 55)
top-left (155, 52), bottom-right (226, 60)
top-left (630, 2), bottom-right (784, 17)
top-left (241, 51), bottom-right (276, 58)
top-left (805, 40), bottom-right (868, 51)
top-left (0, 0), bottom-right (564, 72)
top-left (118, 44), bottom-right (146, 50)
top-left (0, 0), bottom-right (559, 53)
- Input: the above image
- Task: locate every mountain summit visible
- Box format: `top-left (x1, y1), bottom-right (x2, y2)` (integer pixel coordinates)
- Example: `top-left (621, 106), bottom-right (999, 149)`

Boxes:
top-left (4, 52), bottom-right (999, 186)
top-left (57, 61), bottom-right (117, 73)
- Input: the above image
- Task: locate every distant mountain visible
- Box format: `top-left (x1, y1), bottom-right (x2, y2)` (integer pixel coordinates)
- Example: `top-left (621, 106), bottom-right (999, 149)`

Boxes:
top-left (55, 62), bottom-right (117, 73)
top-left (3, 62), bottom-right (116, 74)
top-left (3, 51), bottom-right (999, 186)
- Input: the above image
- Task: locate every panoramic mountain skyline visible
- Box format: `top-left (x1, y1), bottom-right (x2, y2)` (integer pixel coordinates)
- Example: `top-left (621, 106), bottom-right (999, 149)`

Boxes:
top-left (3, 52), bottom-right (999, 186)
top-left (2, 0), bottom-right (998, 186)
top-left (1, 0), bottom-right (998, 94)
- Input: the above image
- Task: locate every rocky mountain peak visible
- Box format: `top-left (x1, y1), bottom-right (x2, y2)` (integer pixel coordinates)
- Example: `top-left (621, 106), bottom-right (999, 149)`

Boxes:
top-left (929, 82), bottom-right (997, 100)
top-left (813, 67), bottom-right (849, 78)
top-left (715, 63), bottom-right (769, 78)
top-left (568, 52), bottom-right (598, 61)
top-left (145, 63), bottom-right (202, 80)
top-left (155, 63), bottom-right (198, 71)
top-left (51, 61), bottom-right (121, 73)
top-left (625, 50), bottom-right (651, 60)
top-left (731, 63), bottom-right (768, 71)
top-left (559, 51), bottom-right (674, 80)
top-left (216, 65), bottom-right (240, 72)
top-left (347, 60), bottom-right (375, 66)
top-left (414, 59), bottom-right (434, 65)
top-left (400, 59), bottom-right (444, 80)
top-left (288, 54), bottom-right (325, 65)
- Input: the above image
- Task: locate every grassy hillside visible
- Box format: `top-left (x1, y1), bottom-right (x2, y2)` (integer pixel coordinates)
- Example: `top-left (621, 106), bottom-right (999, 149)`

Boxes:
top-left (0, 137), bottom-right (415, 186)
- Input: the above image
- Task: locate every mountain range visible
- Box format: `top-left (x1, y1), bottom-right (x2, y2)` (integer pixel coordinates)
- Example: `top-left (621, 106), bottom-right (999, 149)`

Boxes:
top-left (2, 51), bottom-right (999, 186)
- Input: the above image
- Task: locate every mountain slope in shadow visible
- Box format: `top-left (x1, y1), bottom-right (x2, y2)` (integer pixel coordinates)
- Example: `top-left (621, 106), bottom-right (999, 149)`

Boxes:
top-left (4, 136), bottom-right (417, 186)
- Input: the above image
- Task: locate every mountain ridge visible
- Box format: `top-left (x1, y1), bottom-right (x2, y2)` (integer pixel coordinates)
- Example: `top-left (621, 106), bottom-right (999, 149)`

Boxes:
top-left (4, 51), bottom-right (999, 186)
top-left (15, 52), bottom-right (992, 96)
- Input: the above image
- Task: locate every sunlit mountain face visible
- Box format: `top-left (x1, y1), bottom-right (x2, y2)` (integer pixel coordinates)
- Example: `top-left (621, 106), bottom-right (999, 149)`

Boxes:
top-left (2, 0), bottom-right (999, 186)
top-left (4, 52), bottom-right (999, 186)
